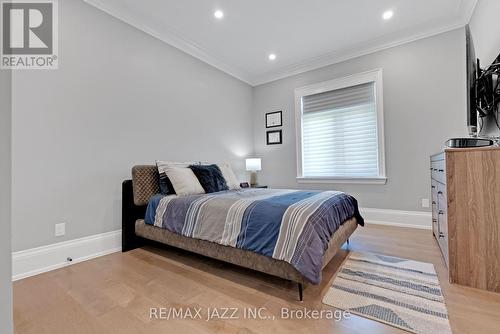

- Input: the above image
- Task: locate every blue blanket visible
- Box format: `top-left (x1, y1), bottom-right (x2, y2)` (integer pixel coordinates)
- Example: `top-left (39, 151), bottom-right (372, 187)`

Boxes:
top-left (145, 188), bottom-right (363, 284)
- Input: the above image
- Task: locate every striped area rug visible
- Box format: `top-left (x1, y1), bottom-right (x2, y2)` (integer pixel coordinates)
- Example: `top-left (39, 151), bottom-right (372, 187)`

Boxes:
top-left (322, 252), bottom-right (452, 334)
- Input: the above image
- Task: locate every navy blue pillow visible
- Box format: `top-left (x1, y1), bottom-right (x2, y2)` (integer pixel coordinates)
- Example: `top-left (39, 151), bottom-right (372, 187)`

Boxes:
top-left (189, 164), bottom-right (229, 193)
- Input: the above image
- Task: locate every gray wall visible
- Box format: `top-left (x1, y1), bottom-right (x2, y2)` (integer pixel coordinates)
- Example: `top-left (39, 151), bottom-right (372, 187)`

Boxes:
top-left (10, 0), bottom-right (472, 253)
top-left (469, 0), bottom-right (500, 66)
top-left (469, 0), bottom-right (500, 136)
top-left (253, 28), bottom-right (467, 212)
top-left (0, 68), bottom-right (13, 332)
top-left (11, 0), bottom-right (254, 251)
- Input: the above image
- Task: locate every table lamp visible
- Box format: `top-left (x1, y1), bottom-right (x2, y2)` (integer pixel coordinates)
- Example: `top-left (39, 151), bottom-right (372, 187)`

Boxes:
top-left (245, 158), bottom-right (262, 186)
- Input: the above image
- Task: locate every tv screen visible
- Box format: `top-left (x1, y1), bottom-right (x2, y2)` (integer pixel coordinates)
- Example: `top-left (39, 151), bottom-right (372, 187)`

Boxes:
top-left (465, 25), bottom-right (478, 136)
top-left (476, 53), bottom-right (500, 118)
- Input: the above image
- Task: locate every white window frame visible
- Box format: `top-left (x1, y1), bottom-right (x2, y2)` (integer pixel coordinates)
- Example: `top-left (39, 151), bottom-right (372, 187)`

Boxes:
top-left (295, 69), bottom-right (387, 185)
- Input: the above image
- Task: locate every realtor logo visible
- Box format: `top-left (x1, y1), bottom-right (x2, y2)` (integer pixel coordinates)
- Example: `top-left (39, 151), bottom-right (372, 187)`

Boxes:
top-left (1, 0), bottom-right (58, 69)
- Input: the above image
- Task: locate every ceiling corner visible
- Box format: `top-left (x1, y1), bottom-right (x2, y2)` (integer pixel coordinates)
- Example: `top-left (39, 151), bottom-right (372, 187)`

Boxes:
top-left (460, 0), bottom-right (479, 24)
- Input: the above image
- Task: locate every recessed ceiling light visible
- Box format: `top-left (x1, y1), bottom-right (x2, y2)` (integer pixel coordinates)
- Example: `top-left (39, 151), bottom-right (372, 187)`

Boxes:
top-left (214, 10), bottom-right (224, 19)
top-left (383, 10), bottom-right (394, 20)
top-left (268, 54), bottom-right (277, 61)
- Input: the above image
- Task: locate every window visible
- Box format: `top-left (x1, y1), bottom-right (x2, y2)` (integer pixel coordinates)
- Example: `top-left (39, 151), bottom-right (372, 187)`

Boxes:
top-left (295, 69), bottom-right (386, 184)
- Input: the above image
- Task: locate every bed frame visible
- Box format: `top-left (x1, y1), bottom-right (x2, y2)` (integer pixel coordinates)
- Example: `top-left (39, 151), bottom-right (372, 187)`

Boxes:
top-left (122, 165), bottom-right (358, 301)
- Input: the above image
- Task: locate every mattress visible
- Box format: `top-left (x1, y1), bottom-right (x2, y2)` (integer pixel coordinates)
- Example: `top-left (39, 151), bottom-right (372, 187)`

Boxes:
top-left (144, 188), bottom-right (363, 284)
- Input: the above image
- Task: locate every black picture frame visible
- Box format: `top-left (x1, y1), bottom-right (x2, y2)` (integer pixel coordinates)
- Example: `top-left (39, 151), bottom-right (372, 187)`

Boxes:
top-left (266, 130), bottom-right (282, 145)
top-left (265, 111), bottom-right (282, 128)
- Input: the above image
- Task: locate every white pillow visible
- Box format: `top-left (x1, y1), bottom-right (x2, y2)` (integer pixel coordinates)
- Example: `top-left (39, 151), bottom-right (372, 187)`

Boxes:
top-left (156, 161), bottom-right (205, 196)
top-left (217, 163), bottom-right (241, 190)
top-left (156, 160), bottom-right (193, 170)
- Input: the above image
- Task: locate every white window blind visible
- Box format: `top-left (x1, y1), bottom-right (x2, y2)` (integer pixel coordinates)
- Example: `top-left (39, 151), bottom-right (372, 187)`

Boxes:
top-left (301, 82), bottom-right (379, 178)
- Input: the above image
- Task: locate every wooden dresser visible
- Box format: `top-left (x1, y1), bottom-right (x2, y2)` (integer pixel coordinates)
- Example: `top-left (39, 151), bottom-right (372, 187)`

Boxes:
top-left (431, 147), bottom-right (500, 293)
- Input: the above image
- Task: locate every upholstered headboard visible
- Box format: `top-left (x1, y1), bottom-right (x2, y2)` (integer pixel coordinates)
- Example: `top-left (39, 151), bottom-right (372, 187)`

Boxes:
top-left (131, 165), bottom-right (160, 206)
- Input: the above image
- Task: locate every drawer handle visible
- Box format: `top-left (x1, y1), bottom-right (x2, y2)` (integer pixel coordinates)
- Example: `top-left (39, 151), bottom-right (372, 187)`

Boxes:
top-left (439, 232), bottom-right (445, 238)
top-left (432, 219), bottom-right (437, 223)
top-left (438, 191), bottom-right (443, 195)
top-left (432, 201), bottom-right (436, 205)
top-left (438, 169), bottom-right (444, 172)
top-left (438, 210), bottom-right (444, 215)
top-left (431, 186), bottom-right (436, 189)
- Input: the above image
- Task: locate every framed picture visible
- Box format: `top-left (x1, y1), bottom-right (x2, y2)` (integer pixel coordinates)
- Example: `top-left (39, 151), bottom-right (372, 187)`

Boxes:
top-left (265, 111), bottom-right (282, 128)
top-left (267, 130), bottom-right (282, 145)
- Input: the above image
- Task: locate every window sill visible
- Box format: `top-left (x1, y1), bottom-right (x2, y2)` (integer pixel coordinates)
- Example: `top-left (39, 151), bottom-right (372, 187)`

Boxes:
top-left (296, 176), bottom-right (387, 185)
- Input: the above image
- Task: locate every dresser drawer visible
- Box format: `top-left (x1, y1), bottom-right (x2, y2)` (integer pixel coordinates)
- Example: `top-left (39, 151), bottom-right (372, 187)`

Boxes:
top-left (431, 159), bottom-right (446, 184)
top-left (431, 180), bottom-right (439, 237)
top-left (437, 183), bottom-right (449, 266)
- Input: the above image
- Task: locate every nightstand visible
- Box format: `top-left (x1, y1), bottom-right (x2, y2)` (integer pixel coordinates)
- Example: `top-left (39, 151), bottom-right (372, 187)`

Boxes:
top-left (251, 185), bottom-right (268, 189)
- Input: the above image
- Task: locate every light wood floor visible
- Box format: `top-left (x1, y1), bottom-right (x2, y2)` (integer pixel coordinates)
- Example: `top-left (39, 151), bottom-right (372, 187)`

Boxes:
top-left (13, 224), bottom-right (500, 334)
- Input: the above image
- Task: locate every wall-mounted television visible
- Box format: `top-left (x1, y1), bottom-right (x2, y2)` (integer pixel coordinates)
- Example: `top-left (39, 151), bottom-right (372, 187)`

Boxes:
top-left (446, 27), bottom-right (497, 147)
top-left (466, 25), bottom-right (500, 137)
top-left (465, 25), bottom-right (478, 136)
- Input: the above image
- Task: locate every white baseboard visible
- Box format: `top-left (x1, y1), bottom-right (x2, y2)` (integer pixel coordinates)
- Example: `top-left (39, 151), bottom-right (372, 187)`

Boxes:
top-left (12, 230), bottom-right (122, 281)
top-left (360, 207), bottom-right (432, 230)
top-left (10, 207), bottom-right (430, 280)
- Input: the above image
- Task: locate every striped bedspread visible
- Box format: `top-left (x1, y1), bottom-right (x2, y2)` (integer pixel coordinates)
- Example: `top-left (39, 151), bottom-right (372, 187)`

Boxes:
top-left (145, 188), bottom-right (363, 284)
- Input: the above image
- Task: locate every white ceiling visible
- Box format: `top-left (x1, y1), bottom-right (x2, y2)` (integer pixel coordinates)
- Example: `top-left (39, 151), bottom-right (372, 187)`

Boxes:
top-left (84, 0), bottom-right (477, 86)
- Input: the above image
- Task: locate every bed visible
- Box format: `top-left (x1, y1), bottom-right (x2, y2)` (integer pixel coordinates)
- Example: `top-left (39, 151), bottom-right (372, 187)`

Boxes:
top-left (122, 165), bottom-right (363, 301)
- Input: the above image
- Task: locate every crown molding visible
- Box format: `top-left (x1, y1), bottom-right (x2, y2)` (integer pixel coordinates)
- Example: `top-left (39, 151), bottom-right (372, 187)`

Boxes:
top-left (84, 0), bottom-right (476, 87)
top-left (83, 0), bottom-right (254, 85)
top-left (459, 0), bottom-right (479, 23)
top-left (250, 20), bottom-right (466, 85)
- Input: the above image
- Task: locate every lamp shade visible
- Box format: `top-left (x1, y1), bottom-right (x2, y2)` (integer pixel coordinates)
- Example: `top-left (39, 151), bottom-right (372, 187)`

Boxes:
top-left (245, 158), bottom-right (262, 171)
